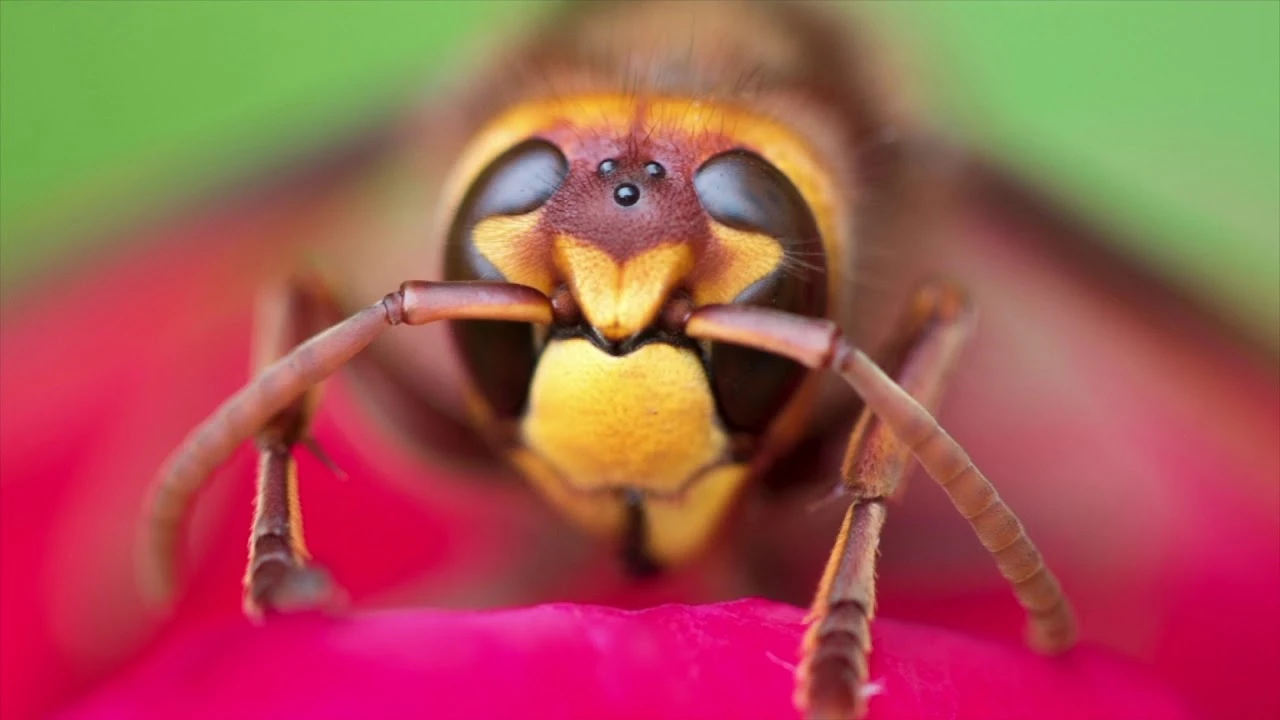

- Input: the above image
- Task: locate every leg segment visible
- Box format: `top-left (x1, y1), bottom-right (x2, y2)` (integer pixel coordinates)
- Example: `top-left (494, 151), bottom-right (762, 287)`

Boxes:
top-left (140, 280), bottom-right (552, 608)
top-left (685, 288), bottom-right (1078, 719)
top-left (839, 283), bottom-right (975, 502)
top-left (836, 336), bottom-right (1077, 654)
top-left (797, 284), bottom-right (975, 720)
top-left (797, 499), bottom-right (885, 720)
top-left (245, 436), bottom-right (339, 618)
top-left (243, 274), bottom-right (345, 618)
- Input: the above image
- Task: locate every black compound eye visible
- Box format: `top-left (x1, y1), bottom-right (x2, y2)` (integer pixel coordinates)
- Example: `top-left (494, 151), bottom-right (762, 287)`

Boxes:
top-left (694, 150), bottom-right (829, 435)
top-left (694, 150), bottom-right (818, 241)
top-left (444, 139), bottom-right (568, 418)
top-left (454, 139), bottom-right (569, 226)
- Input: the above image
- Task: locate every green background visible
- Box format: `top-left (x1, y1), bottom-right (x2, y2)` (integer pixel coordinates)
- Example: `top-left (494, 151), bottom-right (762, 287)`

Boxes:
top-left (1, 1), bottom-right (1276, 345)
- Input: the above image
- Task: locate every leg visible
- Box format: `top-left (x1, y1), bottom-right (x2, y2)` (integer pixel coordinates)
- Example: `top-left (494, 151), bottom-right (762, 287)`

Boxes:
top-left (684, 285), bottom-right (1078, 720)
top-left (139, 280), bottom-right (552, 608)
top-left (797, 500), bottom-right (885, 720)
top-left (244, 273), bottom-right (346, 618)
top-left (798, 283), bottom-right (974, 720)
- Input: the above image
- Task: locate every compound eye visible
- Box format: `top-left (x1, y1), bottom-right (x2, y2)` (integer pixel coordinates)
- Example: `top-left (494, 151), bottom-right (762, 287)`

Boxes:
top-left (454, 139), bottom-right (569, 227)
top-left (694, 150), bottom-right (817, 241)
top-left (694, 150), bottom-right (829, 434)
top-left (444, 139), bottom-right (568, 418)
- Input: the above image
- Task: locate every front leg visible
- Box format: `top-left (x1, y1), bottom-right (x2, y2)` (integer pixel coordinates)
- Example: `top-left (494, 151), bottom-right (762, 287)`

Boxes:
top-left (798, 283), bottom-right (975, 719)
top-left (140, 280), bottom-right (553, 609)
top-left (684, 283), bottom-right (1078, 720)
top-left (244, 273), bottom-right (346, 618)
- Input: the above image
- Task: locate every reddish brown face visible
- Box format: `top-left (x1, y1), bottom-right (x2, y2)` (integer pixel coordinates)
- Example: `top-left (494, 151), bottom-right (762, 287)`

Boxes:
top-left (440, 95), bottom-right (833, 568)
top-left (541, 144), bottom-right (712, 267)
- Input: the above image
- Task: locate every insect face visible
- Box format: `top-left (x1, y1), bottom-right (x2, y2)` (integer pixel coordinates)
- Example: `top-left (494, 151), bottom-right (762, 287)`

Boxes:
top-left (442, 95), bottom-right (833, 568)
top-left (138, 6), bottom-right (1082, 715)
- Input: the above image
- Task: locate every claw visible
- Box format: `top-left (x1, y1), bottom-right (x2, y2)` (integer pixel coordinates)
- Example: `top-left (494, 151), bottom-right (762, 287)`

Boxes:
top-left (245, 560), bottom-right (347, 621)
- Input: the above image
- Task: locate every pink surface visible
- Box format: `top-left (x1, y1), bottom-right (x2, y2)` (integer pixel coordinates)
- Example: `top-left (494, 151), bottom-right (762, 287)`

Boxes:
top-left (2, 182), bottom-right (1277, 719)
top-left (60, 601), bottom-right (1190, 720)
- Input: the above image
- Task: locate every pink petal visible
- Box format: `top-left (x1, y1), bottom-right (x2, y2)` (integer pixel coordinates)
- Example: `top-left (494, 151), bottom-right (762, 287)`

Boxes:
top-left (60, 600), bottom-right (1190, 720)
top-left (2, 162), bottom-right (1276, 719)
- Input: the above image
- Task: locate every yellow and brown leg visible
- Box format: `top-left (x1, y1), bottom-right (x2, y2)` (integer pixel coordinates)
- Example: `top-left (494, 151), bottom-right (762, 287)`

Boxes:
top-left (243, 272), bottom-right (346, 619)
top-left (141, 280), bottom-right (553, 609)
top-left (798, 499), bottom-right (886, 720)
top-left (684, 282), bottom-right (1077, 720)
top-left (797, 283), bottom-right (974, 719)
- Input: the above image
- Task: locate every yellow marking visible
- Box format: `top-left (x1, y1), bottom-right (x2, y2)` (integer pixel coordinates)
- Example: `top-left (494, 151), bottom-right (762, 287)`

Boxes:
top-left (511, 449), bottom-right (749, 567)
top-left (523, 339), bottom-right (726, 494)
top-left (439, 93), bottom-right (843, 564)
top-left (510, 448), bottom-right (624, 537)
top-left (471, 213), bottom-right (553, 293)
top-left (553, 236), bottom-right (693, 341)
top-left (439, 94), bottom-right (845, 301)
top-left (697, 222), bottom-right (785, 305)
top-left (645, 464), bottom-right (748, 565)
top-left (514, 335), bottom-right (750, 566)
top-left (658, 102), bottom-right (843, 283)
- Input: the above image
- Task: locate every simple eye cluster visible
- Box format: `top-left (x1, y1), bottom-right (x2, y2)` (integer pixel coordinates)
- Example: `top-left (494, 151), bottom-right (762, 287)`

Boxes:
top-left (598, 158), bottom-right (666, 207)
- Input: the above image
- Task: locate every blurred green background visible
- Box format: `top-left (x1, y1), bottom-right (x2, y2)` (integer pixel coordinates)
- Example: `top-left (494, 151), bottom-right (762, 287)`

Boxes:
top-left (1, 1), bottom-right (1277, 345)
